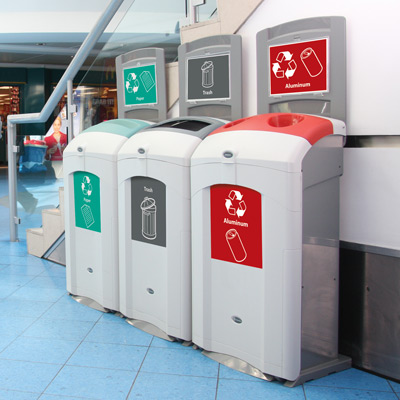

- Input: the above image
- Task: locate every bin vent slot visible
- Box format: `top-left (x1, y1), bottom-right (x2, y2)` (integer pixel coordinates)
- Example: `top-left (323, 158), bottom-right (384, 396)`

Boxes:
top-left (156, 119), bottom-right (210, 131)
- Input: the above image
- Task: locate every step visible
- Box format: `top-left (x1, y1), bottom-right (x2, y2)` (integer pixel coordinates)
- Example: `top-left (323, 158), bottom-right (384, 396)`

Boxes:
top-left (26, 227), bottom-right (45, 258)
top-left (59, 187), bottom-right (65, 230)
top-left (42, 208), bottom-right (64, 250)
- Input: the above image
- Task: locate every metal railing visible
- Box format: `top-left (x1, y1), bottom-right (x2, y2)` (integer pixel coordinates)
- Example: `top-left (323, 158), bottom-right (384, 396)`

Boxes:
top-left (7, 0), bottom-right (125, 241)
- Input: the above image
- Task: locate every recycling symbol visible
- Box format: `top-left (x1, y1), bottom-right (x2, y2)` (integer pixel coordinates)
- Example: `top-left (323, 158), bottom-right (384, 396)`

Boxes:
top-left (81, 176), bottom-right (93, 196)
top-left (225, 190), bottom-right (247, 218)
top-left (126, 72), bottom-right (140, 94)
top-left (272, 51), bottom-right (297, 79)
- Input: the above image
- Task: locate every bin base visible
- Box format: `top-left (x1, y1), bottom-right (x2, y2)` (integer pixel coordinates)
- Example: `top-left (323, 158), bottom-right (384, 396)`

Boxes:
top-left (126, 318), bottom-right (176, 342)
top-left (201, 350), bottom-right (351, 387)
top-left (201, 350), bottom-right (274, 382)
top-left (285, 354), bottom-right (351, 387)
top-left (70, 294), bottom-right (110, 313)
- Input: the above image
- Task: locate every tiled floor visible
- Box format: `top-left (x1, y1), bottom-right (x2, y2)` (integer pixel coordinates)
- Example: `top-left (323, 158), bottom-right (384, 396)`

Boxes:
top-left (0, 169), bottom-right (399, 399)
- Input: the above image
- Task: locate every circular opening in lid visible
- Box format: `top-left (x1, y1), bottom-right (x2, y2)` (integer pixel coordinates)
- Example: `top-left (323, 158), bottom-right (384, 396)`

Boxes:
top-left (268, 114), bottom-right (304, 128)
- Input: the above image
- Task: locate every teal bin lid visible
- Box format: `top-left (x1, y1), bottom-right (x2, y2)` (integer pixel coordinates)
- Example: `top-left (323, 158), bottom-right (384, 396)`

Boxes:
top-left (82, 119), bottom-right (150, 138)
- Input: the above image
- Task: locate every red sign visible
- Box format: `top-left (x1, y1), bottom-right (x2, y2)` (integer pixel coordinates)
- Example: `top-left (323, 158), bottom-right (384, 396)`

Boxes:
top-left (269, 38), bottom-right (328, 96)
top-left (210, 184), bottom-right (262, 269)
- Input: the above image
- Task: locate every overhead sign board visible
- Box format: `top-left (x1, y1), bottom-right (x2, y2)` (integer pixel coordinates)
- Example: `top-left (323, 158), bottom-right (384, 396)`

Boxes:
top-left (269, 38), bottom-right (328, 96)
top-left (187, 54), bottom-right (231, 101)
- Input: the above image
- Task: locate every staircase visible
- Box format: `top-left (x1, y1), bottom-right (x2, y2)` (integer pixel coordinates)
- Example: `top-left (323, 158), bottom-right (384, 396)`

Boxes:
top-left (27, 187), bottom-right (65, 258)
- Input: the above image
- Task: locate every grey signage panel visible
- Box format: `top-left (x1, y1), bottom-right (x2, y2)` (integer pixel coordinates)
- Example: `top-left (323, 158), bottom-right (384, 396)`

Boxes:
top-left (131, 177), bottom-right (166, 248)
top-left (187, 54), bottom-right (230, 101)
top-left (179, 35), bottom-right (242, 121)
top-left (257, 17), bottom-right (346, 123)
top-left (116, 48), bottom-right (167, 122)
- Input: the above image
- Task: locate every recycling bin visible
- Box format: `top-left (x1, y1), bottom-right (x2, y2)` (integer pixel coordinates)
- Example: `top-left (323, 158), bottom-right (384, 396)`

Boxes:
top-left (118, 117), bottom-right (225, 341)
top-left (64, 119), bottom-right (151, 312)
top-left (190, 113), bottom-right (350, 385)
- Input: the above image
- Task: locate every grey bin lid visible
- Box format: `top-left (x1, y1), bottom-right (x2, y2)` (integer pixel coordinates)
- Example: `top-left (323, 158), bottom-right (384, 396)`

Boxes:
top-left (81, 119), bottom-right (150, 138)
top-left (140, 116), bottom-right (225, 139)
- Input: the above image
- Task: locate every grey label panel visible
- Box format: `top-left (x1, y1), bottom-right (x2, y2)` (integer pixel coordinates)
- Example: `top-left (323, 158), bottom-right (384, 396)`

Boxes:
top-left (131, 177), bottom-right (166, 247)
top-left (187, 54), bottom-right (230, 101)
top-left (116, 48), bottom-right (167, 122)
top-left (256, 16), bottom-right (346, 123)
top-left (178, 34), bottom-right (242, 121)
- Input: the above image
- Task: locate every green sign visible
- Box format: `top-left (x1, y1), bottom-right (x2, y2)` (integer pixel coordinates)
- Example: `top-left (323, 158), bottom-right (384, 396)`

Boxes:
top-left (74, 171), bottom-right (101, 233)
top-left (123, 64), bottom-right (157, 106)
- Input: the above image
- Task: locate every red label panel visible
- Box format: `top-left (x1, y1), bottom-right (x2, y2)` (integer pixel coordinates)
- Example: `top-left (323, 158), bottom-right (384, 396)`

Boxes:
top-left (269, 38), bottom-right (328, 96)
top-left (210, 185), bottom-right (262, 269)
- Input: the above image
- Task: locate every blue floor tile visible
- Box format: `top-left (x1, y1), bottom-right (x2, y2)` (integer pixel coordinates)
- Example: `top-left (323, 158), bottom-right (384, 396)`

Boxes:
top-left (8, 286), bottom-right (66, 302)
top-left (67, 341), bottom-right (148, 371)
top-left (0, 335), bottom-right (19, 353)
top-left (216, 378), bottom-right (305, 400)
top-left (0, 336), bottom-right (80, 365)
top-left (129, 371), bottom-right (217, 400)
top-left (0, 359), bottom-right (61, 393)
top-left (0, 389), bottom-right (40, 400)
top-left (0, 242), bottom-right (29, 257)
top-left (38, 265), bottom-right (66, 278)
top-left (305, 368), bottom-right (393, 392)
top-left (0, 273), bottom-right (35, 287)
top-left (0, 315), bottom-right (36, 336)
top-left (22, 318), bottom-right (96, 341)
top-left (0, 255), bottom-right (49, 268)
top-left (389, 380), bottom-right (400, 393)
top-left (24, 276), bottom-right (66, 290)
top-left (84, 320), bottom-right (153, 346)
top-left (44, 365), bottom-right (136, 400)
top-left (41, 295), bottom-right (103, 322)
top-left (141, 346), bottom-right (219, 378)
top-left (0, 283), bottom-right (20, 299)
top-left (0, 298), bottom-right (53, 318)
top-left (304, 386), bottom-right (399, 400)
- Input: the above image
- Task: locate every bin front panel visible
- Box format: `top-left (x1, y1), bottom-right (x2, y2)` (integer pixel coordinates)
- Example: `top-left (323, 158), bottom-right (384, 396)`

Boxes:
top-left (210, 184), bottom-right (262, 269)
top-left (73, 171), bottom-right (101, 233)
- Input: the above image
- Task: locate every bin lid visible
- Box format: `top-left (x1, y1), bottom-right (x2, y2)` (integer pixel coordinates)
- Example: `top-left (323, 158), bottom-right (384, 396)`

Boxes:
top-left (141, 116), bottom-right (225, 139)
top-left (81, 119), bottom-right (151, 138)
top-left (118, 116), bottom-right (226, 166)
top-left (64, 119), bottom-right (151, 162)
top-left (210, 113), bottom-right (345, 145)
top-left (191, 113), bottom-right (345, 172)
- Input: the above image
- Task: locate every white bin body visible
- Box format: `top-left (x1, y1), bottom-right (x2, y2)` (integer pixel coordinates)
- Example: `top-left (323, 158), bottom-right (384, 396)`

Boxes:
top-left (118, 130), bottom-right (204, 340)
top-left (191, 114), bottom-right (345, 381)
top-left (64, 131), bottom-right (129, 311)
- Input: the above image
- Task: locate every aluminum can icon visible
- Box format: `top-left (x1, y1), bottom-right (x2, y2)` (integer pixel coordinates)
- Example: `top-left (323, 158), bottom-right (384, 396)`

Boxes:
top-left (300, 47), bottom-right (323, 77)
top-left (141, 197), bottom-right (157, 240)
top-left (201, 61), bottom-right (214, 88)
top-left (226, 229), bottom-right (247, 263)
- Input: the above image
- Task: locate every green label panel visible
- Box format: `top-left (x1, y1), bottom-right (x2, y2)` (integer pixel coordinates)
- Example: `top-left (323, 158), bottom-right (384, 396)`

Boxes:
top-left (123, 64), bottom-right (157, 106)
top-left (74, 171), bottom-right (101, 233)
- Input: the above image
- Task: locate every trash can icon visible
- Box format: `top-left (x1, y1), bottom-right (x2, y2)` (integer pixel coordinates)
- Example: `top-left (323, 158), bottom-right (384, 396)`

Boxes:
top-left (141, 197), bottom-right (157, 240)
top-left (201, 61), bottom-right (214, 88)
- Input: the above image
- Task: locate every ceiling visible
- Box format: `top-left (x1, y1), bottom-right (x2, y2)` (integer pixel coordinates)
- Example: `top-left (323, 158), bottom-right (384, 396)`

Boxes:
top-left (0, 0), bottom-right (187, 68)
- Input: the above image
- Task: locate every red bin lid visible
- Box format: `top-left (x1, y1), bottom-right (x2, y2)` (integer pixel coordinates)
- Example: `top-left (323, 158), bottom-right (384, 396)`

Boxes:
top-left (210, 113), bottom-right (334, 145)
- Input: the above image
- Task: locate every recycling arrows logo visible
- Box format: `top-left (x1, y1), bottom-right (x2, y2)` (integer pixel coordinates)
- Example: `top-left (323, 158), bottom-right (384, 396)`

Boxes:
top-left (81, 176), bottom-right (93, 196)
top-left (225, 190), bottom-right (247, 218)
top-left (272, 51), bottom-right (297, 79)
top-left (126, 72), bottom-right (140, 94)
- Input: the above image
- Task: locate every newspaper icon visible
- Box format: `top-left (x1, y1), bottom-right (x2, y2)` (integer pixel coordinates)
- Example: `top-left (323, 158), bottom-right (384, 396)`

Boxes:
top-left (81, 204), bottom-right (95, 228)
top-left (140, 71), bottom-right (156, 92)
